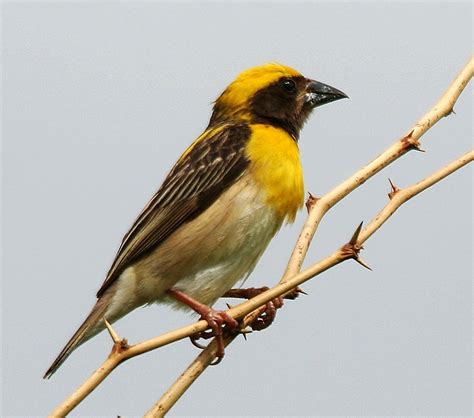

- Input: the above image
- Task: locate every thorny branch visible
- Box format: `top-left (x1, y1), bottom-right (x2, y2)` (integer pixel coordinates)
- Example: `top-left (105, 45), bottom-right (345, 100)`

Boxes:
top-left (145, 149), bottom-right (473, 417)
top-left (143, 56), bottom-right (474, 417)
top-left (49, 56), bottom-right (473, 417)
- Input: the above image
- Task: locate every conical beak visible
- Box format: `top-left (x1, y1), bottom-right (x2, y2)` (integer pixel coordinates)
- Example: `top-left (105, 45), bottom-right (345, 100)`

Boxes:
top-left (305, 80), bottom-right (348, 108)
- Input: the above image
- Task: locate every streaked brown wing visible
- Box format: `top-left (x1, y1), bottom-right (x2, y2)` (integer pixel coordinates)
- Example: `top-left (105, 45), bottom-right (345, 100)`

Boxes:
top-left (96, 123), bottom-right (251, 297)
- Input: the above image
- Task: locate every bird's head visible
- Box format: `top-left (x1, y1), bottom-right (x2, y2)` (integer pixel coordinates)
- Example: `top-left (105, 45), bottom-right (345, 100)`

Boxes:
top-left (210, 63), bottom-right (347, 139)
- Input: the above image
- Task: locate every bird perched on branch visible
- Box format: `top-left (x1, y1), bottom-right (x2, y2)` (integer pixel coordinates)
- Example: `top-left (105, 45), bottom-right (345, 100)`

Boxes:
top-left (44, 63), bottom-right (347, 378)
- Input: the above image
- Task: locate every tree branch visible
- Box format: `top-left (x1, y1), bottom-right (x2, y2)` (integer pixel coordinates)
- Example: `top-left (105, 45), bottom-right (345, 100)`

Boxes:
top-left (144, 149), bottom-right (473, 417)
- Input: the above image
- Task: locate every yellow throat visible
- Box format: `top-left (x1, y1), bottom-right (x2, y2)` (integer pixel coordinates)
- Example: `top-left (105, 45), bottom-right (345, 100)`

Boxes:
top-left (246, 124), bottom-right (304, 223)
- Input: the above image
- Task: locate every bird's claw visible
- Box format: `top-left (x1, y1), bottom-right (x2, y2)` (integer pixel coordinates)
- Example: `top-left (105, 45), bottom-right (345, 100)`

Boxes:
top-left (190, 308), bottom-right (239, 363)
top-left (250, 296), bottom-right (284, 331)
top-left (167, 287), bottom-right (240, 363)
top-left (223, 286), bottom-right (304, 331)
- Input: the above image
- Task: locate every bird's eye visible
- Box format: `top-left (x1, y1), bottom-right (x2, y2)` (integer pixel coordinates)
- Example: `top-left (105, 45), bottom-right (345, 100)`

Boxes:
top-left (280, 78), bottom-right (296, 93)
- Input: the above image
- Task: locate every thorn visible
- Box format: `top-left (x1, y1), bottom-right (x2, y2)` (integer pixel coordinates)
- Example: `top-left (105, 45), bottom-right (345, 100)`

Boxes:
top-left (451, 109), bottom-right (456, 115)
top-left (341, 222), bottom-right (365, 259)
top-left (387, 178), bottom-right (400, 199)
top-left (240, 327), bottom-right (252, 341)
top-left (283, 286), bottom-right (307, 300)
top-left (401, 129), bottom-right (422, 152)
top-left (305, 192), bottom-right (319, 213)
top-left (104, 318), bottom-right (121, 344)
top-left (413, 146), bottom-right (426, 153)
top-left (297, 287), bottom-right (308, 296)
top-left (354, 256), bottom-right (373, 271)
top-left (388, 177), bottom-right (399, 192)
top-left (349, 221), bottom-right (364, 246)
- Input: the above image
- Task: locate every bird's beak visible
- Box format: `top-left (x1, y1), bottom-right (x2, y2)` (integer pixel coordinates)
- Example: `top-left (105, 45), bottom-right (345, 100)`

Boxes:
top-left (304, 80), bottom-right (348, 108)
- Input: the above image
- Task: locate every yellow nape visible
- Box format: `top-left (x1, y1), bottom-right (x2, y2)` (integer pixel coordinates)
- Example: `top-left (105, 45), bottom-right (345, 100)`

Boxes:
top-left (218, 63), bottom-right (303, 112)
top-left (246, 124), bottom-right (304, 223)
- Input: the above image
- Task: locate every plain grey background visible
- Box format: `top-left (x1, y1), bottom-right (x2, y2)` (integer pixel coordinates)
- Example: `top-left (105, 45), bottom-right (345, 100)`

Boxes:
top-left (2, 1), bottom-right (472, 417)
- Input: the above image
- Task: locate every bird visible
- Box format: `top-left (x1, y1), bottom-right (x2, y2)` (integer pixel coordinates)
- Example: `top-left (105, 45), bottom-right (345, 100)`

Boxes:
top-left (44, 63), bottom-right (347, 378)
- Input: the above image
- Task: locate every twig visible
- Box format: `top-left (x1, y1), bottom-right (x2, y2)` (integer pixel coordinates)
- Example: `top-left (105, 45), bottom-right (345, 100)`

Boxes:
top-left (144, 150), bottom-right (472, 417)
top-left (361, 150), bottom-right (474, 243)
top-left (49, 56), bottom-right (473, 417)
top-left (143, 337), bottom-right (230, 417)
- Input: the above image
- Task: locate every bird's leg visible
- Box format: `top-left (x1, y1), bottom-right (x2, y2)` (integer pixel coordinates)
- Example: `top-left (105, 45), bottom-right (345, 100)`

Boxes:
top-left (166, 287), bottom-right (239, 361)
top-left (222, 286), bottom-right (305, 331)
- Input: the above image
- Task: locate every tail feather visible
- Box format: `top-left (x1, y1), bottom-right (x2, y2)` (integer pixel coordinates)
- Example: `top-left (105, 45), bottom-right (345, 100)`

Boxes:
top-left (43, 298), bottom-right (109, 379)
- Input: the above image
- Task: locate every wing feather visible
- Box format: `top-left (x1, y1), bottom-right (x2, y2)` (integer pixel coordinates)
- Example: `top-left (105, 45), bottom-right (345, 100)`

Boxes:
top-left (96, 123), bottom-right (251, 297)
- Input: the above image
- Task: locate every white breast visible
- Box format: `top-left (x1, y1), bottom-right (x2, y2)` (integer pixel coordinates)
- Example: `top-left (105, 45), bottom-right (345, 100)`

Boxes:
top-left (161, 173), bottom-right (282, 307)
top-left (106, 173), bottom-right (283, 319)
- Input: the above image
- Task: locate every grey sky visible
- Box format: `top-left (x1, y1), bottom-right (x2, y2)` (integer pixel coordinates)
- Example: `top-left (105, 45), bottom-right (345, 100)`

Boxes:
top-left (2, 1), bottom-right (472, 417)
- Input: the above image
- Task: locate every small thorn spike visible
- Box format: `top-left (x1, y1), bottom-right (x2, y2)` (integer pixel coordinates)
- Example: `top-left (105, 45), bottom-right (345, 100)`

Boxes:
top-left (354, 256), bottom-right (373, 271)
top-left (401, 130), bottom-right (422, 152)
top-left (388, 178), bottom-right (400, 199)
top-left (349, 222), bottom-right (364, 245)
top-left (240, 327), bottom-right (252, 341)
top-left (104, 318), bottom-right (121, 344)
top-left (305, 192), bottom-right (319, 213)
top-left (297, 288), bottom-right (308, 296)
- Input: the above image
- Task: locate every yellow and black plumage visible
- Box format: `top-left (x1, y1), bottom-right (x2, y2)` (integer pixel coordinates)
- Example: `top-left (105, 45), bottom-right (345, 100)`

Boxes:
top-left (44, 63), bottom-right (347, 378)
